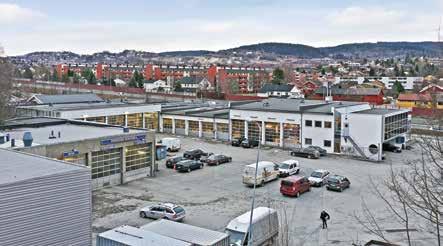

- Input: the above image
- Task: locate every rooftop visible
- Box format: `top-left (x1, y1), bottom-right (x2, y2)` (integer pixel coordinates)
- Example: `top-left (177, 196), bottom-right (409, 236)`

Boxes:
top-left (259, 83), bottom-right (294, 93)
top-left (0, 149), bottom-right (88, 185)
top-left (1, 117), bottom-right (146, 147)
top-left (27, 93), bottom-right (104, 105)
top-left (18, 101), bottom-right (161, 112)
top-left (353, 108), bottom-right (409, 116)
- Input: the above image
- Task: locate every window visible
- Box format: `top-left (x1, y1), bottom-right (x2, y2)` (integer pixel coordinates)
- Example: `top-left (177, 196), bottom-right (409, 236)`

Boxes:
top-left (305, 120), bottom-right (312, 127)
top-left (265, 122), bottom-right (280, 144)
top-left (231, 120), bottom-right (245, 138)
top-left (315, 121), bottom-right (322, 128)
top-left (305, 138), bottom-right (312, 145)
top-left (324, 121), bottom-right (332, 128)
top-left (324, 140), bottom-right (332, 147)
top-left (91, 148), bottom-right (122, 179)
top-left (248, 121), bottom-right (261, 140)
top-left (125, 143), bottom-right (152, 172)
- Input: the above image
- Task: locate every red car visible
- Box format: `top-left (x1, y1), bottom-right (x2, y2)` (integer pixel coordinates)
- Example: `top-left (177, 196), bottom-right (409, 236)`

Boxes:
top-left (280, 176), bottom-right (311, 197)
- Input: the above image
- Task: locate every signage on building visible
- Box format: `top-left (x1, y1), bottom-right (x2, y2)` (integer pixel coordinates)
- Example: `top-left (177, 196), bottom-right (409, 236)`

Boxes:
top-left (100, 134), bottom-right (146, 146)
top-left (63, 149), bottom-right (80, 157)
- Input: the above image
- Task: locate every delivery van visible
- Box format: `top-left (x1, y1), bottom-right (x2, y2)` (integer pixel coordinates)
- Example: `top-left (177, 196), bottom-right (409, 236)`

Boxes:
top-left (160, 137), bottom-right (181, 152)
top-left (225, 207), bottom-right (279, 246)
top-left (242, 161), bottom-right (279, 187)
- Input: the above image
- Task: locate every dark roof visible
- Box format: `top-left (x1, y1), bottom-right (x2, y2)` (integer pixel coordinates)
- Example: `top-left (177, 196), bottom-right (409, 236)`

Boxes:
top-left (259, 83), bottom-right (294, 93)
top-left (315, 87), bottom-right (382, 96)
top-left (177, 77), bottom-right (199, 84)
top-left (29, 93), bottom-right (104, 105)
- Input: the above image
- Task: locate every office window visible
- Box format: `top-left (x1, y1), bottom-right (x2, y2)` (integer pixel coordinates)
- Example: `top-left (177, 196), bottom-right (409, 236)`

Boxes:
top-left (305, 138), bottom-right (312, 145)
top-left (315, 121), bottom-right (322, 128)
top-left (324, 121), bottom-right (332, 128)
top-left (305, 120), bottom-right (312, 127)
top-left (324, 140), bottom-right (332, 147)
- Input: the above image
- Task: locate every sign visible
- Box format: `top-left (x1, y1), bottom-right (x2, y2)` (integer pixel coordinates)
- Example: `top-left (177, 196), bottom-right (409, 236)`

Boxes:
top-left (100, 134), bottom-right (147, 146)
top-left (63, 149), bottom-right (80, 158)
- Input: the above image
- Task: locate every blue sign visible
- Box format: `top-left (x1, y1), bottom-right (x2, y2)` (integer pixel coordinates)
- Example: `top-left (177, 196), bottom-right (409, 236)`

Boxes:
top-left (100, 134), bottom-right (147, 145)
top-left (63, 149), bottom-right (80, 157)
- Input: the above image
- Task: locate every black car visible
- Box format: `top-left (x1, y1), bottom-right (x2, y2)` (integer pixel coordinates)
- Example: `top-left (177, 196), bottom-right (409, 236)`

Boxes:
top-left (206, 154), bottom-right (232, 166)
top-left (165, 156), bottom-right (186, 168)
top-left (231, 137), bottom-right (246, 147)
top-left (326, 175), bottom-right (351, 192)
top-left (382, 143), bottom-right (402, 153)
top-left (183, 149), bottom-right (209, 160)
top-left (306, 146), bottom-right (327, 156)
top-left (241, 138), bottom-right (259, 148)
top-left (290, 147), bottom-right (320, 159)
top-left (175, 160), bottom-right (204, 172)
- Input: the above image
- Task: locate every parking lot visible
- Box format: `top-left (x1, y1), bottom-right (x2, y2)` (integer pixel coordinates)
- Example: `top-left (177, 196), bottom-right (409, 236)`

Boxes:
top-left (92, 134), bottom-right (428, 246)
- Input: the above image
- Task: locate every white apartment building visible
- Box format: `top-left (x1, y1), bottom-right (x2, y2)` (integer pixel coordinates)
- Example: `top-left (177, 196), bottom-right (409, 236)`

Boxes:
top-left (334, 76), bottom-right (424, 90)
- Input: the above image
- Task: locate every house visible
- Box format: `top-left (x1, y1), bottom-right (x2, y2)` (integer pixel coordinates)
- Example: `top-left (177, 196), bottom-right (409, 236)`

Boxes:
top-left (176, 77), bottom-right (212, 91)
top-left (144, 79), bottom-right (171, 92)
top-left (257, 83), bottom-right (303, 98)
top-left (419, 84), bottom-right (443, 95)
top-left (114, 78), bottom-right (127, 87)
top-left (311, 87), bottom-right (384, 105)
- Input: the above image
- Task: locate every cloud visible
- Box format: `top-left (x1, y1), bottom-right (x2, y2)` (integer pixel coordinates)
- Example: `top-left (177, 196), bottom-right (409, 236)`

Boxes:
top-left (0, 3), bottom-right (45, 24)
top-left (327, 6), bottom-right (405, 28)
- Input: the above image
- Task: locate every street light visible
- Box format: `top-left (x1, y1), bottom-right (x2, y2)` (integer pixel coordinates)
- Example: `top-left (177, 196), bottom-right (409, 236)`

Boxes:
top-left (247, 121), bottom-right (261, 246)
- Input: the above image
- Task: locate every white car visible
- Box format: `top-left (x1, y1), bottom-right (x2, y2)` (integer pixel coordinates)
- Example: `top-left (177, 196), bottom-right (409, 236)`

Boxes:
top-left (308, 169), bottom-right (330, 187)
top-left (277, 160), bottom-right (300, 177)
top-left (139, 203), bottom-right (186, 222)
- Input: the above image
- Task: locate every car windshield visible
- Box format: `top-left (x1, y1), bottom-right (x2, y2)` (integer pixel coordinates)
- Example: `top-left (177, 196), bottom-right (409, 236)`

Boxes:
top-left (327, 177), bottom-right (339, 184)
top-left (281, 180), bottom-right (293, 186)
top-left (244, 167), bottom-right (255, 176)
top-left (173, 206), bottom-right (185, 213)
top-left (208, 155), bottom-right (217, 160)
top-left (226, 229), bottom-right (245, 246)
top-left (279, 163), bottom-right (290, 169)
top-left (311, 171), bottom-right (323, 178)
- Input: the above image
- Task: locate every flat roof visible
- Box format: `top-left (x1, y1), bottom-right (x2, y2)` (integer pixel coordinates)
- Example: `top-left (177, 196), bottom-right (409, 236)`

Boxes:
top-left (353, 108), bottom-right (409, 116)
top-left (99, 225), bottom-right (191, 246)
top-left (18, 101), bottom-right (160, 112)
top-left (231, 98), bottom-right (364, 114)
top-left (1, 118), bottom-right (146, 147)
top-left (0, 149), bottom-right (88, 185)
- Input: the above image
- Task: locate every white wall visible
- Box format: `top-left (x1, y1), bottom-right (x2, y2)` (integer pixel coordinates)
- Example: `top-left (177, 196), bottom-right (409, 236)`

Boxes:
top-left (60, 104), bottom-right (161, 119)
top-left (346, 113), bottom-right (383, 160)
top-left (301, 113), bottom-right (335, 153)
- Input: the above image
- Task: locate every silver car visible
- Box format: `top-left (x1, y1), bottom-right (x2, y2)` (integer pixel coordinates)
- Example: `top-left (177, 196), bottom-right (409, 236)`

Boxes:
top-left (139, 203), bottom-right (186, 222)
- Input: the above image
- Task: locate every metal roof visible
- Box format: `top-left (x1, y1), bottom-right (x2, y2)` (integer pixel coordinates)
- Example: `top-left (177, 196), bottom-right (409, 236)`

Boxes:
top-left (259, 83), bottom-right (294, 93)
top-left (353, 108), bottom-right (409, 116)
top-left (18, 101), bottom-right (161, 112)
top-left (0, 149), bottom-right (88, 186)
top-left (98, 225), bottom-right (191, 246)
top-left (315, 87), bottom-right (382, 96)
top-left (29, 93), bottom-right (104, 105)
top-left (141, 219), bottom-right (229, 245)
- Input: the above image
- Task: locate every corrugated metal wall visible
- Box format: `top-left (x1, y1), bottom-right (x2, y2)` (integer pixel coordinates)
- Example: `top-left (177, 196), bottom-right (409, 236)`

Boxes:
top-left (0, 169), bottom-right (92, 246)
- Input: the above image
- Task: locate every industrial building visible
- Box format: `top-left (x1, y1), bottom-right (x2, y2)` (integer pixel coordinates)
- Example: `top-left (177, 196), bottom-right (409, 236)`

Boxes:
top-left (1, 117), bottom-right (156, 189)
top-left (0, 149), bottom-right (92, 245)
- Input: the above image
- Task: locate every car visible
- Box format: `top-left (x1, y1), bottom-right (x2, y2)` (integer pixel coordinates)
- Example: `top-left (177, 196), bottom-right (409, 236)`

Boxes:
top-left (199, 152), bottom-right (215, 163)
top-left (206, 154), bottom-right (232, 166)
top-left (280, 176), bottom-right (311, 197)
top-left (290, 147), bottom-right (320, 159)
top-left (382, 143), bottom-right (402, 153)
top-left (165, 156), bottom-right (186, 168)
top-left (139, 203), bottom-right (186, 222)
top-left (241, 138), bottom-right (259, 148)
top-left (306, 146), bottom-right (327, 156)
top-left (231, 136), bottom-right (246, 147)
top-left (175, 160), bottom-right (204, 172)
top-left (183, 149), bottom-right (209, 160)
top-left (277, 160), bottom-right (300, 177)
top-left (308, 169), bottom-right (330, 187)
top-left (326, 175), bottom-right (351, 192)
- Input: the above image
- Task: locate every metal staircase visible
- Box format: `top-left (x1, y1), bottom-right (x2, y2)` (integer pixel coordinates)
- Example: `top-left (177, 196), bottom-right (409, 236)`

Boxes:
top-left (344, 135), bottom-right (368, 159)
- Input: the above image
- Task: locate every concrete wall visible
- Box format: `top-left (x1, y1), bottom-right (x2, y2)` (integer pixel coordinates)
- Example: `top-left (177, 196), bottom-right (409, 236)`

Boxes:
top-left (301, 113), bottom-right (335, 153)
top-left (346, 113), bottom-right (383, 160)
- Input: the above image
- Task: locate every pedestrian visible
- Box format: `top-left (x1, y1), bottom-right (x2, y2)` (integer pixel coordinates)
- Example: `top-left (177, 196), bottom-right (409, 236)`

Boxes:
top-left (320, 210), bottom-right (330, 229)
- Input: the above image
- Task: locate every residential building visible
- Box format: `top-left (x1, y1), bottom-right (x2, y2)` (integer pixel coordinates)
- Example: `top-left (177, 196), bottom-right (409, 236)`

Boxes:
top-left (1, 117), bottom-right (156, 189)
top-left (335, 76), bottom-right (424, 90)
top-left (0, 148), bottom-right (91, 245)
top-left (257, 83), bottom-right (304, 98)
top-left (144, 79), bottom-right (171, 92)
top-left (26, 93), bottom-right (104, 105)
top-left (311, 87), bottom-right (384, 105)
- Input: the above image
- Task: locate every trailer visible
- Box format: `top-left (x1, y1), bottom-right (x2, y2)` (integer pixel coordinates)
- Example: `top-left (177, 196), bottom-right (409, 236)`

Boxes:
top-left (96, 225), bottom-right (191, 246)
top-left (141, 219), bottom-right (230, 246)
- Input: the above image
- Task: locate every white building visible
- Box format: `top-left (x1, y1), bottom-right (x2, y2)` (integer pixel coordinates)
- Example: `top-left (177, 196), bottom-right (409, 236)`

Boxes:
top-left (334, 76), bottom-right (424, 90)
top-left (257, 83), bottom-right (304, 98)
top-left (144, 79), bottom-right (171, 92)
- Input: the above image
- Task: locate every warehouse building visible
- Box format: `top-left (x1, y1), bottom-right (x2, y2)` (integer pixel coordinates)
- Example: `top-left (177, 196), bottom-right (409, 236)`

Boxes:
top-left (0, 149), bottom-right (92, 245)
top-left (1, 117), bottom-right (156, 189)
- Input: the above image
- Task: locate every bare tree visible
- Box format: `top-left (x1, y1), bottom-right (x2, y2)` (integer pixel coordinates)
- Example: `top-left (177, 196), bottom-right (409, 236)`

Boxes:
top-left (0, 58), bottom-right (13, 124)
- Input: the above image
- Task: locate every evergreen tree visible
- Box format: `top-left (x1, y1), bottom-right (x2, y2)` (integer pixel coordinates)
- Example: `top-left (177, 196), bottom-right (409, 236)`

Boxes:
top-left (81, 69), bottom-right (96, 84)
top-left (23, 67), bottom-right (33, 79)
top-left (392, 80), bottom-right (405, 94)
top-left (271, 68), bottom-right (284, 84)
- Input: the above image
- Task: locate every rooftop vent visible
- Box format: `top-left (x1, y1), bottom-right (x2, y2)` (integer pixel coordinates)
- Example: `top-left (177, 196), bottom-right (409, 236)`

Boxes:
top-left (11, 139), bottom-right (15, 148)
top-left (123, 127), bottom-right (130, 133)
top-left (49, 130), bottom-right (56, 139)
top-left (263, 102), bottom-right (270, 107)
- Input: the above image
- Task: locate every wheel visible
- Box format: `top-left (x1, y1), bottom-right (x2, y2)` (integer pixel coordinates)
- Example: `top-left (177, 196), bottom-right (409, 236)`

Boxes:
top-left (290, 152), bottom-right (295, 156)
top-left (200, 164), bottom-right (204, 169)
top-left (167, 148), bottom-right (171, 152)
top-left (340, 187), bottom-right (343, 192)
top-left (326, 187), bottom-right (330, 190)
top-left (140, 211), bottom-right (147, 218)
top-left (296, 169), bottom-right (300, 174)
top-left (260, 180), bottom-right (265, 186)
top-left (162, 216), bottom-right (169, 220)
top-left (296, 192), bottom-right (300, 198)
top-left (187, 167), bottom-right (191, 172)
top-left (307, 155), bottom-right (312, 159)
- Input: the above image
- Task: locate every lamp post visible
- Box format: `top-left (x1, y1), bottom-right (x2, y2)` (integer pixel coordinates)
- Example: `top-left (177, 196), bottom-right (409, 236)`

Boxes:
top-left (247, 121), bottom-right (261, 246)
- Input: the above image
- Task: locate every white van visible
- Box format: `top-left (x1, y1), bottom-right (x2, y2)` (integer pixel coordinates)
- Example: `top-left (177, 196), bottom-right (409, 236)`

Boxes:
top-left (242, 161), bottom-right (279, 187)
top-left (225, 207), bottom-right (279, 246)
top-left (160, 137), bottom-right (181, 152)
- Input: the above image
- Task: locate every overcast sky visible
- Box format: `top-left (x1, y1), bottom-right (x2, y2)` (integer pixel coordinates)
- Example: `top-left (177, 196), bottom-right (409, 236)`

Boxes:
top-left (1, 0), bottom-right (442, 55)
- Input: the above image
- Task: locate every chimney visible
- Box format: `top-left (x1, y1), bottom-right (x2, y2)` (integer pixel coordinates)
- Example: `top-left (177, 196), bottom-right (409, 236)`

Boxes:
top-left (0, 133), bottom-right (4, 144)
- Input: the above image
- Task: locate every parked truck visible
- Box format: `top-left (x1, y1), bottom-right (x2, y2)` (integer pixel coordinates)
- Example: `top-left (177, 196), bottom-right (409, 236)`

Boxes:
top-left (141, 219), bottom-right (230, 246)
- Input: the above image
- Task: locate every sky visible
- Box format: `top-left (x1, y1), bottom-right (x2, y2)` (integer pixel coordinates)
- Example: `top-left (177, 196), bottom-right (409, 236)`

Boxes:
top-left (1, 0), bottom-right (442, 56)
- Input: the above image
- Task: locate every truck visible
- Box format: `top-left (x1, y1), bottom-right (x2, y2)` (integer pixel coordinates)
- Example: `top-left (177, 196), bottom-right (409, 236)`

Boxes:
top-left (225, 207), bottom-right (279, 246)
top-left (141, 219), bottom-right (230, 246)
top-left (160, 137), bottom-right (181, 152)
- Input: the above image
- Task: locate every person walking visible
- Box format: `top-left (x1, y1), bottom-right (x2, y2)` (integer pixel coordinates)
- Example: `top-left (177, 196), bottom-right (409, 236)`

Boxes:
top-left (320, 210), bottom-right (330, 229)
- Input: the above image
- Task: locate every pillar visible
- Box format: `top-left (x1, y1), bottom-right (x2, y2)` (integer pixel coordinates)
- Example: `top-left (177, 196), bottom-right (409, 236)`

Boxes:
top-left (121, 147), bottom-right (127, 184)
top-left (105, 116), bottom-right (108, 125)
top-left (228, 120), bottom-right (232, 141)
top-left (159, 115), bottom-right (164, 133)
top-left (244, 121), bottom-right (249, 138)
top-left (172, 118), bottom-right (176, 134)
top-left (279, 122), bottom-right (284, 147)
top-left (198, 121), bottom-right (203, 138)
top-left (213, 120), bottom-right (218, 139)
top-left (142, 113), bottom-right (146, 129)
top-left (124, 114), bottom-right (128, 127)
top-left (185, 120), bottom-right (189, 136)
top-left (261, 121), bottom-right (265, 145)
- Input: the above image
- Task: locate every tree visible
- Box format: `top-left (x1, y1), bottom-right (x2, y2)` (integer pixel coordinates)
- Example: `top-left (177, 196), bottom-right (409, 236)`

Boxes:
top-left (174, 82), bottom-right (182, 91)
top-left (129, 71), bottom-right (144, 88)
top-left (369, 68), bottom-right (376, 76)
top-left (51, 70), bottom-right (59, 81)
top-left (229, 79), bottom-right (239, 94)
top-left (23, 67), bottom-right (33, 79)
top-left (271, 68), bottom-right (285, 84)
top-left (0, 58), bottom-right (13, 124)
top-left (392, 80), bottom-right (405, 94)
top-left (81, 69), bottom-right (96, 84)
